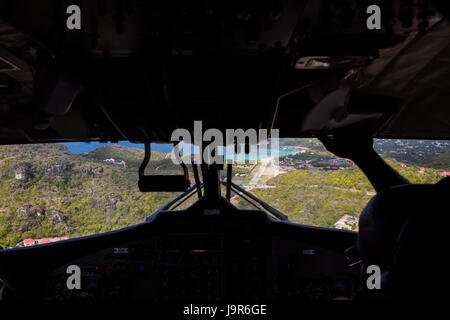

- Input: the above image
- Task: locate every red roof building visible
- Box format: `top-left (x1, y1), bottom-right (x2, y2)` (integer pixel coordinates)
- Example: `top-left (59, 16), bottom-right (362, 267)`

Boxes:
top-left (440, 171), bottom-right (450, 176)
top-left (23, 239), bottom-right (35, 247)
top-left (38, 238), bottom-right (51, 244)
top-left (280, 166), bottom-right (296, 171)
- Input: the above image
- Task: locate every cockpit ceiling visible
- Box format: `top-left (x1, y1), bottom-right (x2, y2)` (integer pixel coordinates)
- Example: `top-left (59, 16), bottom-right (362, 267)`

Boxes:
top-left (0, 0), bottom-right (449, 144)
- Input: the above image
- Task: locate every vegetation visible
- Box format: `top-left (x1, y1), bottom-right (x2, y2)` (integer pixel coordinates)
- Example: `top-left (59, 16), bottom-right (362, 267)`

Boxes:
top-left (250, 161), bottom-right (443, 227)
top-left (423, 152), bottom-right (450, 170)
top-left (0, 139), bottom-right (448, 248)
top-left (0, 144), bottom-right (182, 248)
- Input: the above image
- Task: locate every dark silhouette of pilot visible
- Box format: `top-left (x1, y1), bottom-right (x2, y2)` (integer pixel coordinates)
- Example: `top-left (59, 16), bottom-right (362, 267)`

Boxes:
top-left (317, 124), bottom-right (450, 300)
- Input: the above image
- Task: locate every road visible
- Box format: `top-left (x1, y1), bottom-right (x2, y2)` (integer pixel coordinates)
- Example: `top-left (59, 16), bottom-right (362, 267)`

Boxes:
top-left (248, 158), bottom-right (270, 185)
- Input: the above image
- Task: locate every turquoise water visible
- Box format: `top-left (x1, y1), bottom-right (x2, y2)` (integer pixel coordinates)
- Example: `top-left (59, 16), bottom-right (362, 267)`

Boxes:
top-left (225, 147), bottom-right (297, 160)
top-left (181, 145), bottom-right (297, 161)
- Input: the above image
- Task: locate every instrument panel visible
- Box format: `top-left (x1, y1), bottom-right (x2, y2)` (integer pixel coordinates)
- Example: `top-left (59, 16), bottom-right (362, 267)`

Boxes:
top-left (0, 204), bottom-right (359, 301)
top-left (44, 226), bottom-right (357, 301)
top-left (47, 234), bottom-right (224, 301)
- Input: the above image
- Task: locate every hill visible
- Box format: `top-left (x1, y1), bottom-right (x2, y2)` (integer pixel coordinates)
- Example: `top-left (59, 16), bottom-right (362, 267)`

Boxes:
top-left (251, 160), bottom-right (444, 228)
top-left (84, 145), bottom-right (167, 167)
top-left (0, 144), bottom-right (181, 248)
top-left (280, 138), bottom-right (450, 171)
top-left (423, 152), bottom-right (450, 170)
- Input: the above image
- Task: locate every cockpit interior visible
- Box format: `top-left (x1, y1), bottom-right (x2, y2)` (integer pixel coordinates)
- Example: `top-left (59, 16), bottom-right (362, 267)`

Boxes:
top-left (0, 0), bottom-right (449, 306)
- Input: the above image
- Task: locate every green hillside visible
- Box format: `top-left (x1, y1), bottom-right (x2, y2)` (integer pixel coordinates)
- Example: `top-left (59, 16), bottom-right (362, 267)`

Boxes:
top-left (423, 152), bottom-right (450, 170)
top-left (0, 144), bottom-right (181, 248)
top-left (85, 145), bottom-right (167, 166)
top-left (251, 161), bottom-right (444, 228)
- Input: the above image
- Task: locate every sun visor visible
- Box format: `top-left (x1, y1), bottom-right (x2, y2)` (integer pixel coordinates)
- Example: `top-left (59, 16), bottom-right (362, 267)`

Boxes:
top-left (348, 20), bottom-right (450, 139)
top-left (300, 88), bottom-right (398, 132)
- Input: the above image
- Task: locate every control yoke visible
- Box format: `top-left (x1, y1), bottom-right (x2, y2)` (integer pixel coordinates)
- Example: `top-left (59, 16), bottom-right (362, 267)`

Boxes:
top-left (138, 142), bottom-right (190, 192)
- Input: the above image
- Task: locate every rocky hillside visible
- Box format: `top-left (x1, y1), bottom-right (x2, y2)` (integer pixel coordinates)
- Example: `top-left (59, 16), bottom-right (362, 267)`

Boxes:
top-left (0, 144), bottom-right (181, 248)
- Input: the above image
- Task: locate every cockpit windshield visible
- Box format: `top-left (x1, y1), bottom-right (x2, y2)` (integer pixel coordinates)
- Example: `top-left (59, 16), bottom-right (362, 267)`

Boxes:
top-left (1, 138), bottom-right (448, 248)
